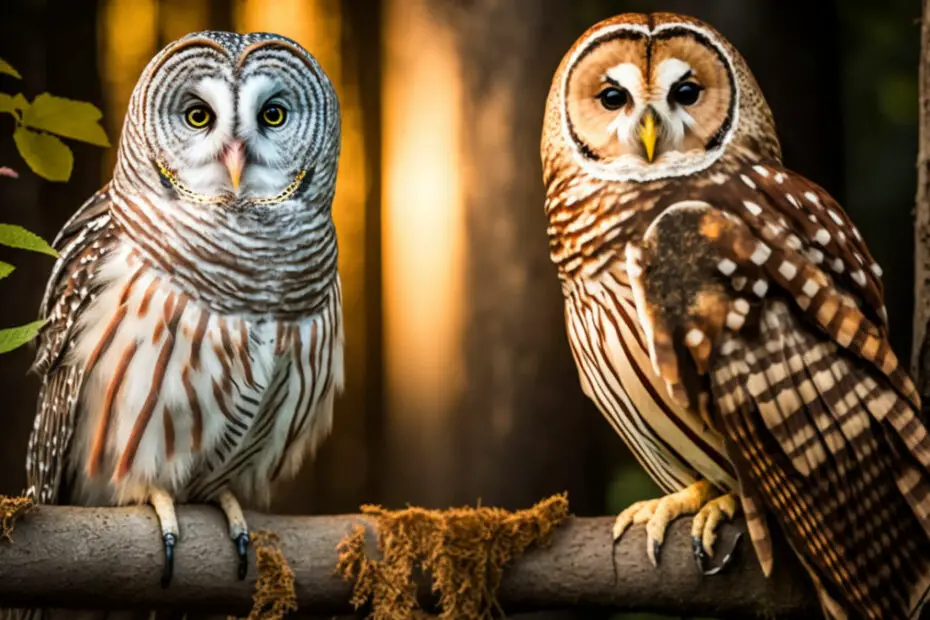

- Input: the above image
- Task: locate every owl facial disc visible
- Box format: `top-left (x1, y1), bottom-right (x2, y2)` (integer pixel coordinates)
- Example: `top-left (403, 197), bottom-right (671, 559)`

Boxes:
top-left (559, 20), bottom-right (740, 183)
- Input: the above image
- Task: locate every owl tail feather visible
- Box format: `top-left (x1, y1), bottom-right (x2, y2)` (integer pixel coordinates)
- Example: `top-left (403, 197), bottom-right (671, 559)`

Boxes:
top-left (710, 301), bottom-right (930, 620)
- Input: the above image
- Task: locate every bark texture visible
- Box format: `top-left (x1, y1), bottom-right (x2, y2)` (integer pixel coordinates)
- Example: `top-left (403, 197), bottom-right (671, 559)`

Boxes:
top-left (0, 506), bottom-right (818, 618)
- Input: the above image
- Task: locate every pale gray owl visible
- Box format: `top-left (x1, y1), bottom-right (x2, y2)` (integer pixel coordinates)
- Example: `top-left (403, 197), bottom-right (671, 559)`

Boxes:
top-left (25, 30), bottom-right (344, 588)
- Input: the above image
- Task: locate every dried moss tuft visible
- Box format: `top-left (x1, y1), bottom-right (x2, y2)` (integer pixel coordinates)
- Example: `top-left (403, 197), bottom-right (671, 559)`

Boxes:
top-left (0, 495), bottom-right (34, 541)
top-left (247, 529), bottom-right (298, 620)
top-left (337, 493), bottom-right (569, 620)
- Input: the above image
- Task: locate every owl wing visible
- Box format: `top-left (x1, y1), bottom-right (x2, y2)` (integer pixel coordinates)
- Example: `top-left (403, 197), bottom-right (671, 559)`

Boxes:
top-left (624, 165), bottom-right (930, 617)
top-left (27, 187), bottom-right (118, 504)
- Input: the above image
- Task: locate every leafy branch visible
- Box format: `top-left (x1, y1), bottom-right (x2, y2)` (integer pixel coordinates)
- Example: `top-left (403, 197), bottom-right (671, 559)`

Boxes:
top-left (0, 57), bottom-right (109, 353)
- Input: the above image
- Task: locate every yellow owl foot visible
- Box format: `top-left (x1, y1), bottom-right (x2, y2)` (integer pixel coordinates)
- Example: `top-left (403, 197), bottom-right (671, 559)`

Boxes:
top-left (148, 487), bottom-right (179, 588)
top-left (612, 479), bottom-right (717, 567)
top-left (217, 489), bottom-right (251, 580)
top-left (691, 492), bottom-right (741, 575)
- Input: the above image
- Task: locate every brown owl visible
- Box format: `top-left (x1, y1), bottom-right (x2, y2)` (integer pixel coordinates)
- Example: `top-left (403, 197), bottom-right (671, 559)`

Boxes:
top-left (542, 12), bottom-right (930, 619)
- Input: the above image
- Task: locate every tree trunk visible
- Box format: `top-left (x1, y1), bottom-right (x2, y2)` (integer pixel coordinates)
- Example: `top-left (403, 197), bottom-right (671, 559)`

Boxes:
top-left (380, 0), bottom-right (611, 518)
top-left (915, 0), bottom-right (930, 407)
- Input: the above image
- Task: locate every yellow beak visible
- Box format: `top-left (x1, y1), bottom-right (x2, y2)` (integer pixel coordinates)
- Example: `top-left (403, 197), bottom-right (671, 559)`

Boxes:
top-left (223, 141), bottom-right (245, 192)
top-left (639, 111), bottom-right (657, 163)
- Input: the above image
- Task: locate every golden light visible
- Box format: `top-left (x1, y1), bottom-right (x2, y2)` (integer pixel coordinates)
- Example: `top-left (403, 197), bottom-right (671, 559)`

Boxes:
top-left (99, 0), bottom-right (158, 177)
top-left (383, 0), bottom-right (465, 420)
top-left (158, 0), bottom-right (210, 45)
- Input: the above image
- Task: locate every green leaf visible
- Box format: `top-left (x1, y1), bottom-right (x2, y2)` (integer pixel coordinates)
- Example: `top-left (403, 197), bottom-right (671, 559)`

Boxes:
top-left (0, 224), bottom-right (58, 257)
top-left (0, 93), bottom-right (28, 115)
top-left (21, 93), bottom-right (110, 147)
top-left (0, 262), bottom-right (14, 281)
top-left (0, 93), bottom-right (15, 115)
top-left (13, 127), bottom-right (73, 182)
top-left (0, 59), bottom-right (21, 79)
top-left (0, 320), bottom-right (46, 355)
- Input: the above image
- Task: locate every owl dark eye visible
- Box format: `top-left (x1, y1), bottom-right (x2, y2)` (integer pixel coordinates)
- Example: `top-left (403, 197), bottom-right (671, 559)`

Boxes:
top-left (671, 82), bottom-right (704, 106)
top-left (260, 104), bottom-right (287, 127)
top-left (185, 105), bottom-right (213, 129)
top-left (597, 87), bottom-right (630, 111)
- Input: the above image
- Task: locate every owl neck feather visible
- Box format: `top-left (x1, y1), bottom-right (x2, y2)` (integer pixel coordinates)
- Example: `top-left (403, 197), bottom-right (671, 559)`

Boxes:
top-left (109, 182), bottom-right (338, 319)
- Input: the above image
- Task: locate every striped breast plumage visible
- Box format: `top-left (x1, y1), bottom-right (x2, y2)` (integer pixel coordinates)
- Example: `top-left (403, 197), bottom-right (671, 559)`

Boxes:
top-left (562, 271), bottom-right (737, 495)
top-left (63, 241), bottom-right (344, 508)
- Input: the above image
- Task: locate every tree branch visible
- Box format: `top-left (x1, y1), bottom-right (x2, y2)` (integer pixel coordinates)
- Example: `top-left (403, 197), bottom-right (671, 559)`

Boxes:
top-left (0, 505), bottom-right (818, 617)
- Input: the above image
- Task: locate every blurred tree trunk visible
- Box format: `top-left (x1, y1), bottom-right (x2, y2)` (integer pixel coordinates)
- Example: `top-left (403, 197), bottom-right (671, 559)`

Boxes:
top-left (380, 0), bottom-right (611, 521)
top-left (915, 0), bottom-right (930, 407)
top-left (448, 0), bottom-right (610, 515)
top-left (0, 0), bottom-right (104, 494)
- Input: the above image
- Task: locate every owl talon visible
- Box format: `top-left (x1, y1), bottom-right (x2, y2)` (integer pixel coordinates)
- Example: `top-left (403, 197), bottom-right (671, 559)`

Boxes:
top-left (648, 536), bottom-right (662, 567)
top-left (690, 492), bottom-right (740, 575)
top-left (702, 531), bottom-right (742, 576)
top-left (236, 532), bottom-right (250, 580)
top-left (692, 535), bottom-right (708, 572)
top-left (161, 532), bottom-right (176, 588)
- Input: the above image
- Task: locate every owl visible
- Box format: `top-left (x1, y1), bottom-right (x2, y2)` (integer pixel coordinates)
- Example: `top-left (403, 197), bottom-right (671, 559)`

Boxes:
top-left (542, 12), bottom-right (930, 619)
top-left (24, 31), bottom-right (344, 589)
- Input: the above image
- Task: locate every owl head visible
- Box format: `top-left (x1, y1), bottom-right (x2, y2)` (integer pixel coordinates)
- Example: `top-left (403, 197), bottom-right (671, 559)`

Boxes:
top-left (543, 13), bottom-right (780, 184)
top-left (115, 31), bottom-right (340, 209)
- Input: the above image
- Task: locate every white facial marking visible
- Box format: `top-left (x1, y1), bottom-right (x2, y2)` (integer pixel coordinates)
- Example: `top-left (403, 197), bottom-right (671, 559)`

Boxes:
top-left (604, 63), bottom-right (646, 142)
top-left (173, 77), bottom-right (235, 194)
top-left (651, 58), bottom-right (697, 144)
top-left (237, 74), bottom-right (294, 195)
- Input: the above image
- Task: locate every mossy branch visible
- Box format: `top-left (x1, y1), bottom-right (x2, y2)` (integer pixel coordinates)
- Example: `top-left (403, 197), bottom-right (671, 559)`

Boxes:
top-left (0, 503), bottom-right (817, 618)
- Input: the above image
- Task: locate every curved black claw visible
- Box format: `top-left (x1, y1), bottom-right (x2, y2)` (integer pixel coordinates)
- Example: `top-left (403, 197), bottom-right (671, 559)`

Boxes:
top-left (161, 532), bottom-right (177, 588)
top-left (698, 531), bottom-right (743, 576)
top-left (236, 532), bottom-right (250, 580)
top-left (692, 536), bottom-right (708, 573)
top-left (650, 538), bottom-right (662, 567)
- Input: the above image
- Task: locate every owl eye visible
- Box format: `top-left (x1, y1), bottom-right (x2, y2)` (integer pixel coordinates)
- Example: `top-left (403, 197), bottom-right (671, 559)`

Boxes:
top-left (260, 104), bottom-right (287, 127)
top-left (597, 87), bottom-right (630, 111)
top-left (185, 105), bottom-right (213, 129)
top-left (671, 82), bottom-right (704, 106)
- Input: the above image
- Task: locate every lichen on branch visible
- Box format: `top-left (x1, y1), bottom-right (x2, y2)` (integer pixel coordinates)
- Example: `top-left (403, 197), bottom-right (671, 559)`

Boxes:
top-left (245, 530), bottom-right (297, 620)
top-left (0, 495), bottom-right (35, 541)
top-left (337, 493), bottom-right (570, 620)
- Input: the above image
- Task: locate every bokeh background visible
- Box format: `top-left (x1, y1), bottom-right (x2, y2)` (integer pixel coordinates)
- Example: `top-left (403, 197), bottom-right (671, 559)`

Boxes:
top-left (0, 0), bottom-right (922, 617)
